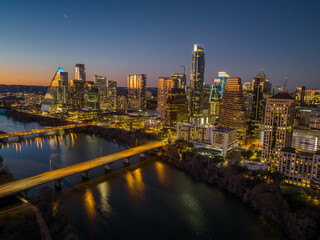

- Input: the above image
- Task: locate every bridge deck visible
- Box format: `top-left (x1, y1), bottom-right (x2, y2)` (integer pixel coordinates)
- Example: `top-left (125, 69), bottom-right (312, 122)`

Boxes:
top-left (0, 140), bottom-right (165, 198)
top-left (0, 124), bottom-right (83, 139)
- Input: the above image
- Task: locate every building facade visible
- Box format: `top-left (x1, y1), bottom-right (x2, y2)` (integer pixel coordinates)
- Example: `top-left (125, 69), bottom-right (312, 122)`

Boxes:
top-left (261, 92), bottom-right (295, 165)
top-left (218, 77), bottom-right (247, 140)
top-left (190, 44), bottom-right (205, 115)
top-left (75, 64), bottom-right (86, 82)
top-left (127, 74), bottom-right (147, 110)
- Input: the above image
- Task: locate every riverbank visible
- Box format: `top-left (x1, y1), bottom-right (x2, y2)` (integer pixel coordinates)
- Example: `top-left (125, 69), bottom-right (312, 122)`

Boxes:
top-left (6, 110), bottom-right (70, 126)
top-left (161, 143), bottom-right (320, 240)
top-left (73, 125), bottom-right (161, 148)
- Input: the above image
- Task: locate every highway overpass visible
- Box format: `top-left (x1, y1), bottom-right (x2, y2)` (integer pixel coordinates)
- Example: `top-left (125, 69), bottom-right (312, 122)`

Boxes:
top-left (0, 140), bottom-right (166, 199)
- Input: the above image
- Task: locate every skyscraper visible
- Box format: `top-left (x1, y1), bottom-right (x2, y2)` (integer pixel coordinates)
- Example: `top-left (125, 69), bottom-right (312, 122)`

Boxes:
top-left (171, 73), bottom-right (187, 89)
top-left (94, 74), bottom-right (107, 100)
top-left (190, 44), bottom-right (205, 115)
top-left (251, 77), bottom-right (263, 121)
top-left (41, 67), bottom-right (68, 112)
top-left (107, 80), bottom-right (117, 110)
top-left (218, 77), bottom-right (247, 140)
top-left (165, 89), bottom-right (188, 127)
top-left (69, 79), bottom-right (85, 109)
top-left (217, 72), bottom-right (230, 97)
top-left (127, 74), bottom-right (147, 110)
top-left (157, 77), bottom-right (174, 118)
top-left (261, 92), bottom-right (295, 165)
top-left (75, 64), bottom-right (86, 82)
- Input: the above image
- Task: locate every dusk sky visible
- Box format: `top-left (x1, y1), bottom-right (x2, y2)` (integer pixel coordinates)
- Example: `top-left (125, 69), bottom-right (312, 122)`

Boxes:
top-left (0, 0), bottom-right (320, 89)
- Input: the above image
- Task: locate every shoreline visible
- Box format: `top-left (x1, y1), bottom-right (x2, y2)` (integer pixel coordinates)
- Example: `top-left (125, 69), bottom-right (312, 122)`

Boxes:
top-left (160, 144), bottom-right (320, 240)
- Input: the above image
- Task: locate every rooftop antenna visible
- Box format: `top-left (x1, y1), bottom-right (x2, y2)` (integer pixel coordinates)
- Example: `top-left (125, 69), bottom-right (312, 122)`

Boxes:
top-left (178, 65), bottom-right (187, 75)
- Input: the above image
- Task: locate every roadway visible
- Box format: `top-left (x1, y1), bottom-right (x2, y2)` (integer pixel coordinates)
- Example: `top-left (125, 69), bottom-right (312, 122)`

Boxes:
top-left (0, 124), bottom-right (84, 140)
top-left (0, 140), bottom-right (166, 198)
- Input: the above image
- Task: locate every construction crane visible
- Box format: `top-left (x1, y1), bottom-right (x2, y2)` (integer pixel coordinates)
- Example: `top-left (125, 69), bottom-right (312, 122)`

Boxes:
top-left (178, 65), bottom-right (187, 75)
top-left (283, 74), bottom-right (288, 92)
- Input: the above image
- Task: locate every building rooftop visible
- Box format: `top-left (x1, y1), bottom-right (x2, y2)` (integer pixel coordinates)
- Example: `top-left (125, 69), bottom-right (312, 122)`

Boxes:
top-left (270, 91), bottom-right (294, 100)
top-left (281, 147), bottom-right (315, 156)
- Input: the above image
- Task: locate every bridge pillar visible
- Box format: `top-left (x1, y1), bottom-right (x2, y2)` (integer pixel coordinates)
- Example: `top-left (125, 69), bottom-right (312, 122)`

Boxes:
top-left (104, 163), bottom-right (111, 173)
top-left (82, 171), bottom-right (89, 181)
top-left (139, 153), bottom-right (146, 161)
top-left (123, 157), bottom-right (130, 167)
top-left (19, 190), bottom-right (28, 199)
top-left (18, 136), bottom-right (24, 142)
top-left (55, 179), bottom-right (62, 191)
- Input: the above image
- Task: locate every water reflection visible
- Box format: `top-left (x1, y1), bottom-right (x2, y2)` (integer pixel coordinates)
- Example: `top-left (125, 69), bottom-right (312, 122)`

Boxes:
top-left (84, 187), bottom-right (97, 220)
top-left (155, 161), bottom-right (165, 183)
top-left (179, 192), bottom-right (205, 235)
top-left (125, 168), bottom-right (145, 197)
top-left (97, 182), bottom-right (111, 215)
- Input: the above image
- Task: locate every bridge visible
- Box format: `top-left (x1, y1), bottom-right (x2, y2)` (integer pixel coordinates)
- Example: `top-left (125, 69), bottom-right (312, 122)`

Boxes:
top-left (0, 124), bottom-right (84, 141)
top-left (0, 140), bottom-right (166, 198)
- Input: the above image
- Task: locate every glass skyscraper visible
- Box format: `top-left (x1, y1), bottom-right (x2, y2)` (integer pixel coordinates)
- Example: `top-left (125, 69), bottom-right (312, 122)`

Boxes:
top-left (190, 44), bottom-right (205, 115)
top-left (127, 74), bottom-right (147, 110)
top-left (41, 67), bottom-right (68, 112)
top-left (75, 64), bottom-right (86, 82)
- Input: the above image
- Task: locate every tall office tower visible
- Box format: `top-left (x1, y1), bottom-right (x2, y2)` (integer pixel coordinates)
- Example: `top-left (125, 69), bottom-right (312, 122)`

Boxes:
top-left (218, 77), bottom-right (247, 140)
top-left (41, 67), bottom-right (68, 112)
top-left (69, 79), bottom-right (85, 109)
top-left (203, 84), bottom-right (211, 115)
top-left (94, 74), bottom-right (107, 100)
top-left (190, 44), bottom-right (205, 115)
top-left (251, 77), bottom-right (263, 121)
top-left (295, 86), bottom-right (306, 107)
top-left (209, 84), bottom-right (221, 117)
top-left (217, 72), bottom-right (230, 97)
top-left (254, 69), bottom-right (271, 94)
top-left (106, 80), bottom-right (117, 110)
top-left (171, 73), bottom-right (187, 89)
top-left (157, 77), bottom-right (174, 118)
top-left (127, 74), bottom-right (147, 110)
top-left (165, 89), bottom-right (188, 127)
top-left (75, 64), bottom-right (86, 81)
top-left (83, 81), bottom-right (100, 110)
top-left (261, 92), bottom-right (295, 165)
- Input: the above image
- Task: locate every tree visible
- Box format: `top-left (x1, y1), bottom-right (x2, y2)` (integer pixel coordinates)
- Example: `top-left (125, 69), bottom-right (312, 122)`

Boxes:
top-left (241, 150), bottom-right (253, 159)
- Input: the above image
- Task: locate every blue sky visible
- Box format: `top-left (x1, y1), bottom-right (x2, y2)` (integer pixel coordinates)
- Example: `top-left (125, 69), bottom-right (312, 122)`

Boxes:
top-left (0, 0), bottom-right (319, 89)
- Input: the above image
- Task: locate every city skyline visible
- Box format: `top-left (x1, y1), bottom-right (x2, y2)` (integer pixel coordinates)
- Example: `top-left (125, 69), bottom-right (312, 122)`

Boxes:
top-left (0, 0), bottom-right (320, 89)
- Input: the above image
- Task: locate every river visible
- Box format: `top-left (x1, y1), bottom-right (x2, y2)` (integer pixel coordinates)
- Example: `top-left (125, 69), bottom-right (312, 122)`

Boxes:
top-left (0, 114), bottom-right (283, 240)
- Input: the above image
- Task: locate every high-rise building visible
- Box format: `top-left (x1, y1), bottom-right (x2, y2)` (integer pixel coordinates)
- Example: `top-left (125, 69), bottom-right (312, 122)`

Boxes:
top-left (261, 92), bottom-right (295, 165)
top-left (69, 79), bottom-right (85, 109)
top-left (41, 67), bottom-right (68, 112)
top-left (218, 77), bottom-right (247, 140)
top-left (251, 77), bottom-right (263, 121)
top-left (203, 84), bottom-right (211, 115)
top-left (84, 81), bottom-right (100, 110)
top-left (171, 73), bottom-right (186, 89)
top-left (94, 74), bottom-right (107, 100)
top-left (75, 64), bottom-right (86, 82)
top-left (106, 80), bottom-right (117, 110)
top-left (127, 74), bottom-right (147, 110)
top-left (165, 89), bottom-right (188, 127)
top-left (217, 72), bottom-right (230, 97)
top-left (157, 77), bottom-right (174, 118)
top-left (190, 44), bottom-right (205, 115)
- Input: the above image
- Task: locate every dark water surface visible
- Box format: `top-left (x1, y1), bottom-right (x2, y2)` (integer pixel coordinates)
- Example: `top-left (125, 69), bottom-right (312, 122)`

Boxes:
top-left (0, 114), bottom-right (283, 240)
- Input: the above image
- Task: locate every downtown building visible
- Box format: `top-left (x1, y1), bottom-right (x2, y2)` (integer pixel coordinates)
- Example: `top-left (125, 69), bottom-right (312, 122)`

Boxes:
top-left (176, 123), bottom-right (238, 157)
top-left (75, 64), bottom-right (86, 82)
top-left (218, 77), bottom-right (247, 141)
top-left (261, 92), bottom-right (295, 165)
top-left (127, 74), bottom-right (147, 110)
top-left (278, 147), bottom-right (320, 188)
top-left (157, 77), bottom-right (188, 126)
top-left (41, 67), bottom-right (68, 112)
top-left (189, 44), bottom-right (205, 115)
top-left (106, 80), bottom-right (117, 111)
